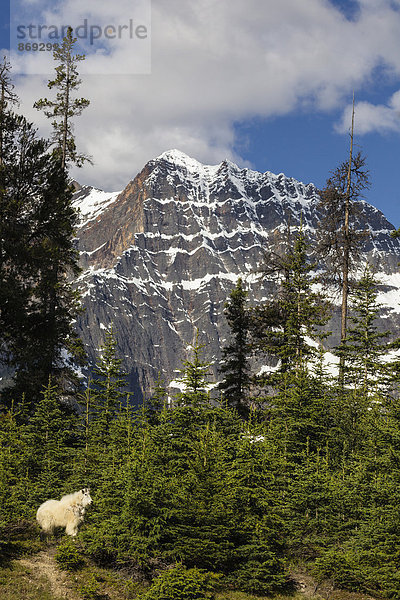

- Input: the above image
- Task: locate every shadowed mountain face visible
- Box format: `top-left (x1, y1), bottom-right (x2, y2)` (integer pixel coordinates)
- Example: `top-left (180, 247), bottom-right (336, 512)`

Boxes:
top-left (73, 149), bottom-right (400, 401)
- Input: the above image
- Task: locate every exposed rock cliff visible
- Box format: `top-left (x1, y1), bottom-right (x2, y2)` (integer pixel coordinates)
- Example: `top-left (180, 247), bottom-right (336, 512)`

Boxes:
top-left (74, 150), bottom-right (400, 400)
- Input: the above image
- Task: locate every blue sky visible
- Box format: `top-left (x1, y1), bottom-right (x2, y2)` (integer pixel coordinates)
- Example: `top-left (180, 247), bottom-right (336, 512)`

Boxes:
top-left (0, 3), bottom-right (8, 51)
top-left (234, 99), bottom-right (400, 227)
top-left (2, 0), bottom-right (400, 227)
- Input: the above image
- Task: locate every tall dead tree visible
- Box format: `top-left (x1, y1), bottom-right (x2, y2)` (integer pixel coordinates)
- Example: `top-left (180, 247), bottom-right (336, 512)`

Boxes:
top-left (341, 93), bottom-right (355, 344)
top-left (316, 95), bottom-right (370, 376)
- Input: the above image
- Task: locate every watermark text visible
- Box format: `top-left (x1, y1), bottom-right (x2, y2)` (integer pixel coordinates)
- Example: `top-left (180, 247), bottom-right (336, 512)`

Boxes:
top-left (17, 19), bottom-right (148, 46)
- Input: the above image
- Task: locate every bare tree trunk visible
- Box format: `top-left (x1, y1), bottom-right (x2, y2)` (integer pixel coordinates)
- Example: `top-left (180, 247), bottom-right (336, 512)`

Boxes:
top-left (0, 83), bottom-right (4, 167)
top-left (61, 57), bottom-right (70, 171)
top-left (341, 93), bottom-right (355, 342)
top-left (339, 94), bottom-right (355, 380)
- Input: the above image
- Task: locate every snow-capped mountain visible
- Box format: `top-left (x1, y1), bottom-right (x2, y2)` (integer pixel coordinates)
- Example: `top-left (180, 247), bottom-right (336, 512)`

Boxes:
top-left (73, 149), bottom-right (400, 400)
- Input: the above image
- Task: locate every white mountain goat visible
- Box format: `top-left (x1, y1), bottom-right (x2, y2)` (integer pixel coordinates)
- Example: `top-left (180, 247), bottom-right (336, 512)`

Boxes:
top-left (36, 488), bottom-right (92, 537)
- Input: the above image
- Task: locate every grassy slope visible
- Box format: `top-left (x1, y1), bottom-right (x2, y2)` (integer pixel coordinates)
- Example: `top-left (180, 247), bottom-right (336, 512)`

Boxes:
top-left (0, 558), bottom-right (379, 600)
top-left (0, 526), bottom-right (377, 600)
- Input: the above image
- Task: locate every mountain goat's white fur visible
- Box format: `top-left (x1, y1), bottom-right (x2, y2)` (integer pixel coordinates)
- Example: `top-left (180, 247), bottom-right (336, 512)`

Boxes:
top-left (36, 488), bottom-right (92, 537)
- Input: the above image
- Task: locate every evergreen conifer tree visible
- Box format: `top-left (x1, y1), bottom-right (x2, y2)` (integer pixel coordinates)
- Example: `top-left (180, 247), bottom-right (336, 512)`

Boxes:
top-left (89, 327), bottom-right (128, 453)
top-left (219, 278), bottom-right (251, 416)
top-left (143, 374), bottom-right (168, 424)
top-left (317, 136), bottom-right (370, 382)
top-left (34, 27), bottom-right (90, 170)
top-left (0, 57), bottom-right (18, 165)
top-left (175, 331), bottom-right (212, 407)
top-left (73, 330), bottom-right (128, 492)
top-left (23, 378), bottom-right (79, 503)
top-left (279, 229), bottom-right (330, 371)
top-left (252, 228), bottom-right (330, 386)
top-left (0, 401), bottom-right (26, 527)
top-left (0, 108), bottom-right (84, 404)
top-left (338, 264), bottom-right (389, 394)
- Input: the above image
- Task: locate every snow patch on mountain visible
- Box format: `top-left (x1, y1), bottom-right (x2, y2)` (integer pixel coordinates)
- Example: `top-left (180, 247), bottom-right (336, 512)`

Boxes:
top-left (376, 272), bottom-right (400, 313)
top-left (73, 186), bottom-right (121, 226)
top-left (72, 149), bottom-right (400, 400)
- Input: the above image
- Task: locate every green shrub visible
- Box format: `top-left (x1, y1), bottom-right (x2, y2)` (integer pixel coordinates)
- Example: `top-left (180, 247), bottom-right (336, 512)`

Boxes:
top-left (78, 573), bottom-right (102, 600)
top-left (313, 548), bottom-right (361, 591)
top-left (231, 554), bottom-right (289, 595)
top-left (55, 538), bottom-right (84, 571)
top-left (139, 563), bottom-right (219, 600)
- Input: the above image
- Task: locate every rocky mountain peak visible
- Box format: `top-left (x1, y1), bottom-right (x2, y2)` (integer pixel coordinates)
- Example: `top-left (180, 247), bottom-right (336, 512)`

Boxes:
top-left (73, 150), bottom-right (400, 401)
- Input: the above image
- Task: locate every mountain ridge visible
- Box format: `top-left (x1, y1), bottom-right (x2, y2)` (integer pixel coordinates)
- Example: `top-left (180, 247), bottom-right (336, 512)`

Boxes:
top-left (73, 150), bottom-right (400, 400)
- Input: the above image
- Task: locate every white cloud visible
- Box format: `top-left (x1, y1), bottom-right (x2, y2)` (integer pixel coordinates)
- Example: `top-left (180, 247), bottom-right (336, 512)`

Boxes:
top-left (336, 91), bottom-right (400, 134)
top-left (9, 0), bottom-right (400, 190)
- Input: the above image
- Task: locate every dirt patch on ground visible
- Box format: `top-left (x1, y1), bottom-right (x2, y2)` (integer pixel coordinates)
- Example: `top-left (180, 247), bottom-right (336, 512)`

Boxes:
top-left (291, 570), bottom-right (378, 600)
top-left (15, 550), bottom-right (380, 600)
top-left (19, 549), bottom-right (81, 600)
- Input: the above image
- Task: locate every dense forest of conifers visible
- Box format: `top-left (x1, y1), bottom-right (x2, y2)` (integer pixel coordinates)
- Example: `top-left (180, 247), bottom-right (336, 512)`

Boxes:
top-left (2, 31), bottom-right (400, 600)
top-left (2, 237), bottom-right (400, 599)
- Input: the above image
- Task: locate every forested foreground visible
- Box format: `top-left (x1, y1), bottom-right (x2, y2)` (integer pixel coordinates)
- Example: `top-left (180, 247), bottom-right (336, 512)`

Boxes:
top-left (2, 33), bottom-right (400, 600)
top-left (2, 312), bottom-right (400, 599)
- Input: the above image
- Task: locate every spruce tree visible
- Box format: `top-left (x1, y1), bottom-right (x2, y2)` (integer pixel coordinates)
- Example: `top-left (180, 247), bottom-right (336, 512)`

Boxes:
top-left (390, 227), bottom-right (400, 239)
top-left (0, 57), bottom-right (18, 166)
top-left (279, 229), bottom-right (330, 371)
top-left (73, 330), bottom-right (128, 493)
top-left (337, 264), bottom-right (389, 394)
top-left (0, 401), bottom-right (25, 527)
top-left (219, 278), bottom-right (251, 416)
top-left (34, 27), bottom-right (90, 170)
top-left (272, 366), bottom-right (331, 459)
top-left (249, 229), bottom-right (332, 462)
top-left (252, 228), bottom-right (330, 385)
top-left (73, 377), bottom-right (95, 484)
top-left (23, 378), bottom-right (79, 503)
top-left (230, 422), bottom-right (289, 593)
top-left (175, 331), bottom-right (212, 407)
top-left (143, 374), bottom-right (168, 425)
top-left (90, 326), bottom-right (128, 448)
top-left (0, 109), bottom-right (84, 403)
top-left (15, 157), bottom-right (84, 398)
